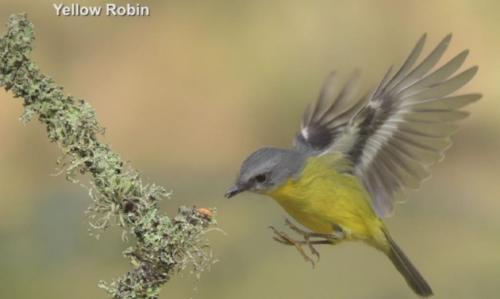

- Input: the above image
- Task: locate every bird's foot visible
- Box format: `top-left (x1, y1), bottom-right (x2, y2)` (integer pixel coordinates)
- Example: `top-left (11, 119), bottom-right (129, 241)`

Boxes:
top-left (285, 218), bottom-right (345, 241)
top-left (269, 225), bottom-right (318, 266)
top-left (269, 219), bottom-right (345, 267)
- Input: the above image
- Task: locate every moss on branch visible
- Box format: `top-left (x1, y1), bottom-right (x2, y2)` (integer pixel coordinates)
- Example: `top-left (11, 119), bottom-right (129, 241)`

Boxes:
top-left (0, 13), bottom-right (216, 299)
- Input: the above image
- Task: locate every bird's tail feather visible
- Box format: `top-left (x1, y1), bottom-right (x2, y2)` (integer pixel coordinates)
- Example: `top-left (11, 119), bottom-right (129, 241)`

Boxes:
top-left (383, 231), bottom-right (433, 297)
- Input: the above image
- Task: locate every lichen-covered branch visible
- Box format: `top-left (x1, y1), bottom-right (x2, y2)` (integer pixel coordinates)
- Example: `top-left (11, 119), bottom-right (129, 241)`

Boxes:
top-left (0, 13), bottom-right (216, 299)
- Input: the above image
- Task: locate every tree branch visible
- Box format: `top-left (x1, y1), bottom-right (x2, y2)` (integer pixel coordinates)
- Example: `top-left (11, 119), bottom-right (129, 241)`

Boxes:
top-left (0, 13), bottom-right (216, 299)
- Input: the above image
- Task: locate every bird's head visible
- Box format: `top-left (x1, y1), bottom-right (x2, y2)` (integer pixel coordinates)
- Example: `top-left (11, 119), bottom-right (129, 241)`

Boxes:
top-left (225, 147), bottom-right (304, 198)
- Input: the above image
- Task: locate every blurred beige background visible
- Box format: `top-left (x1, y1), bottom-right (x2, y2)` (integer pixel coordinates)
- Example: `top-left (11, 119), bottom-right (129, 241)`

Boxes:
top-left (0, 1), bottom-right (499, 298)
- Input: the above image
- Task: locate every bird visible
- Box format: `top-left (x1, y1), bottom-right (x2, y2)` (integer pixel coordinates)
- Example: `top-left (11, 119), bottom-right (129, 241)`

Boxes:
top-left (225, 34), bottom-right (480, 297)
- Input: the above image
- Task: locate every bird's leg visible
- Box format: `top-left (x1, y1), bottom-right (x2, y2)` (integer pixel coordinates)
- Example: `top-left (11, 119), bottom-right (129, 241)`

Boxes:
top-left (269, 225), bottom-right (317, 266)
top-left (285, 219), bottom-right (345, 240)
top-left (284, 219), bottom-right (344, 261)
top-left (269, 219), bottom-right (345, 267)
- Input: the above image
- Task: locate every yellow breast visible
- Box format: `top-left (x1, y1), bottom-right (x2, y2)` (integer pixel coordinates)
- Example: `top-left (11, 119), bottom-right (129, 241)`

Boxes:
top-left (267, 154), bottom-right (384, 241)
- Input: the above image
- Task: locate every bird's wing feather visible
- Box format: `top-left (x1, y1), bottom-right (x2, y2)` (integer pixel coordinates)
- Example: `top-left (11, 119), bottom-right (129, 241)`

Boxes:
top-left (294, 71), bottom-right (367, 152)
top-left (295, 34), bottom-right (480, 217)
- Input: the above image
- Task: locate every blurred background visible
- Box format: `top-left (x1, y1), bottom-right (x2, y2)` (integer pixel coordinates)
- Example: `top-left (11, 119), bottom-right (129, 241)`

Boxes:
top-left (0, 0), bottom-right (499, 298)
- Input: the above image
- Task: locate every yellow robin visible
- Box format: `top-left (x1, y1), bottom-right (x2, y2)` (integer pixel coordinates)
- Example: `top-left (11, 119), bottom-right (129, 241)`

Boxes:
top-left (226, 34), bottom-right (480, 297)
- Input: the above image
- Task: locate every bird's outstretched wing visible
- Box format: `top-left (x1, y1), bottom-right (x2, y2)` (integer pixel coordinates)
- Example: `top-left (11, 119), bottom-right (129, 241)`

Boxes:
top-left (294, 34), bottom-right (480, 217)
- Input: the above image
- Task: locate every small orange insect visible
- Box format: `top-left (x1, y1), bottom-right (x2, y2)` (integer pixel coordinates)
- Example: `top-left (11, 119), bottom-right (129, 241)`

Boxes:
top-left (196, 207), bottom-right (214, 220)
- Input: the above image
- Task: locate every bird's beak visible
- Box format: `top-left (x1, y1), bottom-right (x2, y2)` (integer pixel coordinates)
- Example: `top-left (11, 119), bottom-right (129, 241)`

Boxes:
top-left (225, 185), bottom-right (244, 198)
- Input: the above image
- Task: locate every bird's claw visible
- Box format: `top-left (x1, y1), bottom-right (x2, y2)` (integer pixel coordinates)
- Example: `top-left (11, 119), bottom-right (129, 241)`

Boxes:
top-left (269, 225), bottom-right (318, 267)
top-left (307, 240), bottom-right (321, 262)
top-left (269, 219), bottom-right (344, 267)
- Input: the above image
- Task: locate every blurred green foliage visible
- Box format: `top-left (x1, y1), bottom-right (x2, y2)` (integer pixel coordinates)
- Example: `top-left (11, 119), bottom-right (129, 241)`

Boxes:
top-left (0, 14), bottom-right (215, 299)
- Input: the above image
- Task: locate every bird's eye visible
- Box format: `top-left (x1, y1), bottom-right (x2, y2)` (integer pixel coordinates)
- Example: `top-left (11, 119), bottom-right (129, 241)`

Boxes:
top-left (255, 174), bottom-right (267, 183)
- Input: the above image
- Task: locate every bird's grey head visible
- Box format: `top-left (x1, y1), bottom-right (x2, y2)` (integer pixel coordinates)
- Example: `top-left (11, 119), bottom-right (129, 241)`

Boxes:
top-left (225, 147), bottom-right (305, 198)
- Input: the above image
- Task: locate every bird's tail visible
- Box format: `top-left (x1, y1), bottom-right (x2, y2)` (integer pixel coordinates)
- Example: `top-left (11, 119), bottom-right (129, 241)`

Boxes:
top-left (381, 230), bottom-right (433, 297)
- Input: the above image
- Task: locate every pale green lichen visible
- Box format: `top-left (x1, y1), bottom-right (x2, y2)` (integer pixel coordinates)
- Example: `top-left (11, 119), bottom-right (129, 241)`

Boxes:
top-left (0, 13), bottom-right (216, 299)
